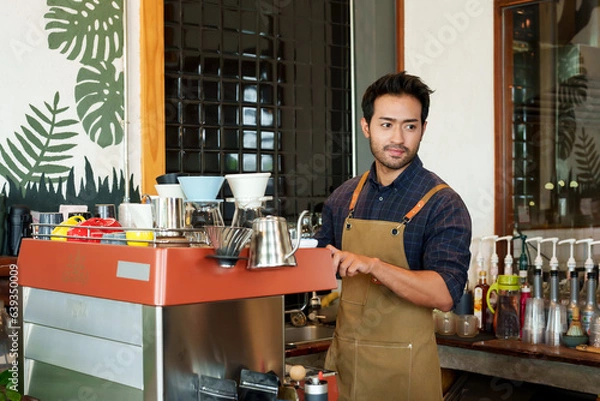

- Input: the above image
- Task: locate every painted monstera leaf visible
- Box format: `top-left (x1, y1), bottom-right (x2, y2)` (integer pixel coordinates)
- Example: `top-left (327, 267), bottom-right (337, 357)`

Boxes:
top-left (557, 73), bottom-right (588, 160)
top-left (575, 127), bottom-right (600, 187)
top-left (0, 92), bottom-right (78, 189)
top-left (44, 0), bottom-right (123, 62)
top-left (75, 61), bottom-right (124, 147)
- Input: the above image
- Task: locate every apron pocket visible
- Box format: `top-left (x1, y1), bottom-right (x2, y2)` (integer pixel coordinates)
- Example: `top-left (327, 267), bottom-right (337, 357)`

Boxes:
top-left (334, 336), bottom-right (412, 400)
top-left (340, 274), bottom-right (370, 305)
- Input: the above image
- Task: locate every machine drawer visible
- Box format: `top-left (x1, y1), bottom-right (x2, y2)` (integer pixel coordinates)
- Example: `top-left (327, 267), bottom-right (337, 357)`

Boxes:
top-left (23, 287), bottom-right (143, 345)
top-left (24, 323), bottom-right (144, 389)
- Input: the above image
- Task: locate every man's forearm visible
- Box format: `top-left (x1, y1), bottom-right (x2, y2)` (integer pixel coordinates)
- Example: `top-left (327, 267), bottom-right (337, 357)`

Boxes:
top-left (370, 259), bottom-right (454, 311)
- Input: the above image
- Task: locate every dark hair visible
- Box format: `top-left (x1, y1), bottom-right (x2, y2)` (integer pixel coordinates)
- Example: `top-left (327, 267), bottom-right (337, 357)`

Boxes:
top-left (361, 71), bottom-right (434, 125)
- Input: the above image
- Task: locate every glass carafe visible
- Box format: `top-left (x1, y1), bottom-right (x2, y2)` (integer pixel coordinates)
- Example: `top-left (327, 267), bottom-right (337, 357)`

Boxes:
top-left (230, 196), bottom-right (270, 228)
top-left (184, 200), bottom-right (224, 245)
top-left (487, 275), bottom-right (521, 340)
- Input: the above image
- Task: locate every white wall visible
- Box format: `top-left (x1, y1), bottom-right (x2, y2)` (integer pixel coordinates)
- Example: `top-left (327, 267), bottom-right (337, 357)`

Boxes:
top-left (404, 0), bottom-right (496, 284)
top-left (0, 1), bottom-right (142, 198)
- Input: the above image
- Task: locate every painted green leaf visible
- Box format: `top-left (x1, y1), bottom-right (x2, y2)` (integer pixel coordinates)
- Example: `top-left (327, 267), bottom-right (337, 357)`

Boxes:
top-left (75, 61), bottom-right (124, 147)
top-left (0, 364), bottom-right (21, 400)
top-left (574, 127), bottom-right (600, 186)
top-left (0, 92), bottom-right (79, 190)
top-left (557, 74), bottom-right (588, 160)
top-left (44, 0), bottom-right (123, 63)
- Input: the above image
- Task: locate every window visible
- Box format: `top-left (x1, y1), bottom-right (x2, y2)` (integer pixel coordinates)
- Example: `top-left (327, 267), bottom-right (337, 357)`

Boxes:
top-left (163, 0), bottom-right (353, 221)
top-left (496, 0), bottom-right (600, 235)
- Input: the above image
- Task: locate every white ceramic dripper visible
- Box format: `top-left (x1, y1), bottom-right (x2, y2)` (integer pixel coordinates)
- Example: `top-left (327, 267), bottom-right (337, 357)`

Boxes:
top-left (225, 173), bottom-right (272, 227)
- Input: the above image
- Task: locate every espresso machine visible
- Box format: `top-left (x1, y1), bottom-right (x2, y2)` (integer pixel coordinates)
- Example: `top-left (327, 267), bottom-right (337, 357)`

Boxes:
top-left (17, 239), bottom-right (336, 400)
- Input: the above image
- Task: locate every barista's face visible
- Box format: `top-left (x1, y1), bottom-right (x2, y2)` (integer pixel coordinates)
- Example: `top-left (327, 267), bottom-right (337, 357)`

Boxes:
top-left (361, 94), bottom-right (426, 182)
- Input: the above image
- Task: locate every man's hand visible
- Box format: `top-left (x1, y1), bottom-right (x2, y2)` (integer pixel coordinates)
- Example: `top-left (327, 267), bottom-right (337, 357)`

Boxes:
top-left (325, 244), bottom-right (453, 310)
top-left (326, 244), bottom-right (378, 277)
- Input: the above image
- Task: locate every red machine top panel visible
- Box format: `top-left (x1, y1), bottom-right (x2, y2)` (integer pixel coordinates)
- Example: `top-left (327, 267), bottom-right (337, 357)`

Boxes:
top-left (16, 239), bottom-right (337, 306)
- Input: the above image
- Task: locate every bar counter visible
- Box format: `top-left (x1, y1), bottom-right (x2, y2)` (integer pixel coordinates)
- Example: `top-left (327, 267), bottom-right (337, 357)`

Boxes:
top-left (285, 333), bottom-right (600, 395)
top-left (0, 256), bottom-right (17, 305)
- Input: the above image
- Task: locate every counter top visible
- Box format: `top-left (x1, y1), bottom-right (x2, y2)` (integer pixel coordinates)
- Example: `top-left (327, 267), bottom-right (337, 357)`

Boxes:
top-left (0, 256), bottom-right (17, 271)
top-left (286, 332), bottom-right (600, 395)
top-left (436, 334), bottom-right (600, 368)
top-left (286, 339), bottom-right (332, 358)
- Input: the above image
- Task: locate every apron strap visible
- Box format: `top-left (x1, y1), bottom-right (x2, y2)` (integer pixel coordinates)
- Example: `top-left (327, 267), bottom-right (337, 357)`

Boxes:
top-left (348, 171), bottom-right (370, 214)
top-left (374, 183), bottom-right (449, 285)
top-left (347, 171), bottom-right (449, 225)
top-left (403, 183), bottom-right (449, 223)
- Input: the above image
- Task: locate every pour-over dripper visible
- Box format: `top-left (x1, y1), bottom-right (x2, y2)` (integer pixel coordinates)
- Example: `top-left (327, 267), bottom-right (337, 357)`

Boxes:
top-left (225, 173), bottom-right (270, 207)
top-left (205, 226), bottom-right (252, 268)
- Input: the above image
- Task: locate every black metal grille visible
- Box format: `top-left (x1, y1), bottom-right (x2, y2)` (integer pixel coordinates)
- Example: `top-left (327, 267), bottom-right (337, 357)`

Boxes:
top-left (164, 0), bottom-right (352, 220)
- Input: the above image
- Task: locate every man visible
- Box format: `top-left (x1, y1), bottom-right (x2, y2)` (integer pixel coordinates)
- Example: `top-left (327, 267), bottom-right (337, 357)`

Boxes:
top-left (315, 72), bottom-right (472, 401)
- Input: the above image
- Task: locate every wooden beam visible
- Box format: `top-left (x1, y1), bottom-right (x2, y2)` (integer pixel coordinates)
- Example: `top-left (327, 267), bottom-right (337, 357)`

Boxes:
top-left (139, 1), bottom-right (165, 195)
top-left (494, 0), bottom-right (518, 236)
top-left (396, 0), bottom-right (404, 71)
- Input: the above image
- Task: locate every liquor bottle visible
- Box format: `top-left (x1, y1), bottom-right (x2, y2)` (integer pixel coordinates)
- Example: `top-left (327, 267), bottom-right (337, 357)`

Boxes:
top-left (474, 270), bottom-right (490, 332)
top-left (519, 281), bottom-right (531, 338)
top-left (517, 234), bottom-right (530, 289)
top-left (558, 238), bottom-right (578, 326)
top-left (582, 271), bottom-right (598, 335)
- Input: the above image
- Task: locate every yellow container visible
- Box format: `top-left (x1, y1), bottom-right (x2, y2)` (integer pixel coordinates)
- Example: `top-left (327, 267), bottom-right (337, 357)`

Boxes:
top-left (50, 215), bottom-right (86, 241)
top-left (126, 230), bottom-right (154, 247)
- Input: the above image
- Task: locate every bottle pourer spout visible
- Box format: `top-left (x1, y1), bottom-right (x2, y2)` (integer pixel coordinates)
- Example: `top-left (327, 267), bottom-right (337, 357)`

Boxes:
top-left (558, 238), bottom-right (576, 272)
top-left (541, 237), bottom-right (559, 271)
top-left (526, 236), bottom-right (544, 271)
top-left (483, 235), bottom-right (500, 279)
top-left (576, 238), bottom-right (594, 273)
top-left (476, 237), bottom-right (485, 273)
top-left (497, 235), bottom-right (514, 274)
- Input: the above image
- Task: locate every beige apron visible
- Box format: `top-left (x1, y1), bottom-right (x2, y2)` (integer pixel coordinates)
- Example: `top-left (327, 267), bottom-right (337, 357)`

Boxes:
top-left (325, 172), bottom-right (448, 401)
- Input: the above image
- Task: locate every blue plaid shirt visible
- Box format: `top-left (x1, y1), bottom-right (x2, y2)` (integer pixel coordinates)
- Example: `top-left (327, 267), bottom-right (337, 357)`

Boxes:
top-left (316, 156), bottom-right (472, 308)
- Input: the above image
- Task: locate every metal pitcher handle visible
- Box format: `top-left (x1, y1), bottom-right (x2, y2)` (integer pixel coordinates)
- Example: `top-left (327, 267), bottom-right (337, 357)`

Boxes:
top-left (285, 210), bottom-right (310, 260)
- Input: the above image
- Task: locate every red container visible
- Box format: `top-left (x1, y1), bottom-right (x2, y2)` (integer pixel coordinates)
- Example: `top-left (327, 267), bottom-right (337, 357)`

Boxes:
top-left (67, 217), bottom-right (123, 242)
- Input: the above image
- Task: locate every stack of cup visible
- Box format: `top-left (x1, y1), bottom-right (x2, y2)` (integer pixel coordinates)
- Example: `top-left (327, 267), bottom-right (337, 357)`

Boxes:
top-left (522, 298), bottom-right (546, 344)
top-left (94, 204), bottom-right (116, 219)
top-left (119, 203), bottom-right (155, 247)
top-left (36, 212), bottom-right (64, 240)
top-left (589, 313), bottom-right (600, 347)
top-left (545, 303), bottom-right (568, 346)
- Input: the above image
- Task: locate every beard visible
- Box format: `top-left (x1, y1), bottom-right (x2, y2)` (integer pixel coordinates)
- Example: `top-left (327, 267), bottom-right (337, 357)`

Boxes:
top-left (369, 140), bottom-right (419, 171)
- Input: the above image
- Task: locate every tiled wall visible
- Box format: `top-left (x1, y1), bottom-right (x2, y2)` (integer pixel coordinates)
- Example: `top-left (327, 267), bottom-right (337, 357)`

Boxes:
top-left (164, 0), bottom-right (352, 220)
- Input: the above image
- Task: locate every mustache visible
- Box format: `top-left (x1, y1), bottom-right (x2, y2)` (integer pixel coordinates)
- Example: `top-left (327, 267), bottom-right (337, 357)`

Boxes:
top-left (383, 144), bottom-right (408, 152)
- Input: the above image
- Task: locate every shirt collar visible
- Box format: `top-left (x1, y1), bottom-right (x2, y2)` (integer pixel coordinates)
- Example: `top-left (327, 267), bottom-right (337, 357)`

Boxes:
top-left (367, 155), bottom-right (423, 190)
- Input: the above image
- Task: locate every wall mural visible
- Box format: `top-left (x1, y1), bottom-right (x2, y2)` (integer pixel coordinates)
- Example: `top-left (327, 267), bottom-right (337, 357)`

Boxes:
top-left (0, 0), bottom-right (139, 221)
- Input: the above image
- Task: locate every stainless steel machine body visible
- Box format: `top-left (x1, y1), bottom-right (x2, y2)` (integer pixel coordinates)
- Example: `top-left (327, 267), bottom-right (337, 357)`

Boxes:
top-left (22, 287), bottom-right (284, 401)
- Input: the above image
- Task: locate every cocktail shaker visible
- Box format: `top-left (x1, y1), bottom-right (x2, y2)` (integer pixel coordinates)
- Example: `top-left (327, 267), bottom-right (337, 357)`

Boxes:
top-left (305, 376), bottom-right (328, 401)
top-left (0, 195), bottom-right (6, 254)
top-left (7, 204), bottom-right (32, 256)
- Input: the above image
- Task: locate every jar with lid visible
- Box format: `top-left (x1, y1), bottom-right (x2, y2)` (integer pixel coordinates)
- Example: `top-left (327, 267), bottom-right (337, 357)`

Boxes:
top-left (487, 275), bottom-right (521, 340)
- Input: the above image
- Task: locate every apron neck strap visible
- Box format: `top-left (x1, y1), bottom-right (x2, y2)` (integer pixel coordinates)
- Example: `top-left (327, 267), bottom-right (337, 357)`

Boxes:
top-left (403, 184), bottom-right (449, 223)
top-left (347, 170), bottom-right (449, 225)
top-left (348, 171), bottom-right (370, 216)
